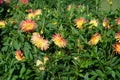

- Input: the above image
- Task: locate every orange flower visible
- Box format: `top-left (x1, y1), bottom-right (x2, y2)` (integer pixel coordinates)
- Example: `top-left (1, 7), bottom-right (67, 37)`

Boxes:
top-left (20, 19), bottom-right (37, 32)
top-left (115, 32), bottom-right (120, 42)
top-left (88, 33), bottom-right (101, 45)
top-left (0, 20), bottom-right (5, 28)
top-left (31, 32), bottom-right (49, 51)
top-left (116, 18), bottom-right (120, 25)
top-left (114, 43), bottom-right (120, 54)
top-left (52, 34), bottom-right (67, 48)
top-left (74, 17), bottom-right (86, 29)
top-left (15, 50), bottom-right (25, 61)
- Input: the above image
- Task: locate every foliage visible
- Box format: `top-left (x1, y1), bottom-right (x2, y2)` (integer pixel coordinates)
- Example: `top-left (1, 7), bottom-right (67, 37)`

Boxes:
top-left (0, 0), bottom-right (120, 80)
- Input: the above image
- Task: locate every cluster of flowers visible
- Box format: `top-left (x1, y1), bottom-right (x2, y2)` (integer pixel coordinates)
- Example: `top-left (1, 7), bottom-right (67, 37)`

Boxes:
top-left (74, 16), bottom-right (120, 54)
top-left (13, 9), bottom-right (66, 62)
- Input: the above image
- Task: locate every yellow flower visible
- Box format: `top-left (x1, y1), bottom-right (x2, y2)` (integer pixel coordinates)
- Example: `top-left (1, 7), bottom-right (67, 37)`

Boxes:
top-left (88, 33), bottom-right (101, 45)
top-left (0, 20), bottom-right (5, 28)
top-left (74, 17), bottom-right (86, 29)
top-left (89, 19), bottom-right (98, 28)
top-left (31, 32), bottom-right (49, 51)
top-left (52, 34), bottom-right (67, 48)
top-left (15, 50), bottom-right (25, 61)
top-left (114, 43), bottom-right (120, 54)
top-left (20, 19), bottom-right (37, 32)
top-left (27, 13), bottom-right (35, 19)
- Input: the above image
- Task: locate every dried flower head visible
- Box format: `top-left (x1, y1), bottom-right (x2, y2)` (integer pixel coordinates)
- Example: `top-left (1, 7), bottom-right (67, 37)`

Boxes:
top-left (31, 32), bottom-right (49, 51)
top-left (74, 17), bottom-right (86, 29)
top-left (103, 18), bottom-right (108, 27)
top-left (115, 32), bottom-right (120, 42)
top-left (114, 43), bottom-right (120, 54)
top-left (67, 4), bottom-right (72, 11)
top-left (88, 33), bottom-right (101, 45)
top-left (0, 20), bottom-right (5, 28)
top-left (52, 34), bottom-right (67, 48)
top-left (15, 50), bottom-right (25, 61)
top-left (20, 19), bottom-right (37, 32)
top-left (116, 18), bottom-right (120, 25)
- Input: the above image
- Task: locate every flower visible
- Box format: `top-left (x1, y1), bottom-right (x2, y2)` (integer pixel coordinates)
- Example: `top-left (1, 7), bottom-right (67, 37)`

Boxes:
top-left (115, 32), bottom-right (120, 42)
top-left (21, 0), bottom-right (28, 4)
top-left (33, 9), bottom-right (42, 16)
top-left (89, 19), bottom-right (98, 27)
top-left (52, 34), bottom-right (67, 48)
top-left (74, 17), bottom-right (86, 29)
top-left (103, 18), bottom-right (109, 28)
top-left (31, 32), bottom-right (49, 51)
top-left (88, 33), bottom-right (101, 45)
top-left (114, 43), bottom-right (120, 54)
top-left (0, 20), bottom-right (5, 28)
top-left (27, 13), bottom-right (35, 19)
top-left (36, 56), bottom-right (49, 71)
top-left (116, 18), bottom-right (120, 25)
top-left (36, 60), bottom-right (45, 70)
top-left (67, 4), bottom-right (72, 11)
top-left (26, 9), bottom-right (42, 20)
top-left (20, 19), bottom-right (37, 32)
top-left (15, 50), bottom-right (25, 61)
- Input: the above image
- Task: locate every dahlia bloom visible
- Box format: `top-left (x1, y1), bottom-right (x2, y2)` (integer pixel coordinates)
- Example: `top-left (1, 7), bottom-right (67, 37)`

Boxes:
top-left (89, 19), bottom-right (98, 27)
top-left (115, 32), bottom-right (120, 42)
top-left (20, 19), bottom-right (37, 32)
top-left (74, 17), bottom-right (86, 29)
top-left (31, 32), bottom-right (49, 51)
top-left (0, 20), bottom-right (5, 28)
top-left (114, 43), bottom-right (120, 54)
top-left (15, 50), bottom-right (25, 61)
top-left (52, 34), bottom-right (67, 48)
top-left (116, 18), bottom-right (120, 25)
top-left (88, 33), bottom-right (101, 45)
